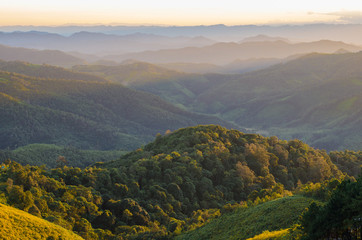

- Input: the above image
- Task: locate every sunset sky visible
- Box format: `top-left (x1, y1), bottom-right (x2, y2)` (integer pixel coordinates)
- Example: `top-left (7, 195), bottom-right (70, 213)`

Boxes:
top-left (1, 0), bottom-right (362, 26)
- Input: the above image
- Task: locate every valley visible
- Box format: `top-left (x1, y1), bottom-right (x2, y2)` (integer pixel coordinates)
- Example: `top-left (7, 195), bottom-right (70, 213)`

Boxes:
top-left (0, 21), bottom-right (361, 240)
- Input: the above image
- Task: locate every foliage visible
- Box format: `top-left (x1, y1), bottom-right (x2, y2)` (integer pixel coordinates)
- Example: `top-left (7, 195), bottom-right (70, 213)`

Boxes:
top-left (300, 175), bottom-right (362, 240)
top-left (295, 177), bottom-right (353, 202)
top-left (330, 150), bottom-right (362, 177)
top-left (0, 125), bottom-right (346, 239)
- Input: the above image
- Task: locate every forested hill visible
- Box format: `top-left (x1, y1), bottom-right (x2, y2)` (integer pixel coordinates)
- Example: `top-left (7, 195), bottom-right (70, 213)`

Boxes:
top-left (103, 125), bottom-right (342, 190)
top-left (0, 67), bottom-right (236, 150)
top-left (0, 125), bottom-right (347, 239)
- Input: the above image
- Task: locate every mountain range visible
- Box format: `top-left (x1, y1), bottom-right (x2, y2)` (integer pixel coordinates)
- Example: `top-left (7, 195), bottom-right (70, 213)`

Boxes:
top-left (74, 51), bottom-right (362, 151)
top-left (189, 52), bottom-right (362, 151)
top-left (0, 31), bottom-right (215, 56)
top-left (106, 40), bottom-right (362, 65)
top-left (2, 24), bottom-right (362, 43)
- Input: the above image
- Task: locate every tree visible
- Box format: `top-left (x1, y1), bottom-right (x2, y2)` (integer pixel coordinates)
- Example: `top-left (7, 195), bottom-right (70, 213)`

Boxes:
top-left (56, 155), bottom-right (67, 168)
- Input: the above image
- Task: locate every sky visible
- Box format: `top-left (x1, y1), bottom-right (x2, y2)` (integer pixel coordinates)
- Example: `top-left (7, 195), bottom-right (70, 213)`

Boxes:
top-left (1, 0), bottom-right (362, 26)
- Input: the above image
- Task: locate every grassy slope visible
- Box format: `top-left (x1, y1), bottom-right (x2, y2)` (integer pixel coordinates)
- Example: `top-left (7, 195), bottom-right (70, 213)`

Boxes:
top-left (176, 196), bottom-right (316, 240)
top-left (0, 203), bottom-right (83, 240)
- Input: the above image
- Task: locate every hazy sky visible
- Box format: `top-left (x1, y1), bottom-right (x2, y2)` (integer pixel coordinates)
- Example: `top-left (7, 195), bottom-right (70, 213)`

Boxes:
top-left (1, 0), bottom-right (362, 26)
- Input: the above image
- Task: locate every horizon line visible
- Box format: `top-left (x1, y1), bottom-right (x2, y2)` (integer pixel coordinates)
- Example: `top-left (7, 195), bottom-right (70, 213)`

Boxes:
top-left (1, 22), bottom-right (362, 28)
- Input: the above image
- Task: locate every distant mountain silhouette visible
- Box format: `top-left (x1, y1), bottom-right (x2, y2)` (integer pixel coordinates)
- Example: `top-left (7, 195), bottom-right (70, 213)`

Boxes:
top-left (240, 34), bottom-right (291, 43)
top-left (2, 24), bottom-right (362, 43)
top-left (158, 57), bottom-right (283, 74)
top-left (0, 44), bottom-right (84, 67)
top-left (0, 31), bottom-right (215, 56)
top-left (106, 40), bottom-right (362, 65)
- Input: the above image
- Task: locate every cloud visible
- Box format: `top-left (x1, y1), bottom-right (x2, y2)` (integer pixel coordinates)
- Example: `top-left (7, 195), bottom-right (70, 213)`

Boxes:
top-left (325, 11), bottom-right (362, 24)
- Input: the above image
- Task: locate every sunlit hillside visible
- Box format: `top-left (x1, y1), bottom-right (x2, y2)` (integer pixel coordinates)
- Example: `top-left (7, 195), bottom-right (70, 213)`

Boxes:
top-left (176, 196), bottom-right (316, 240)
top-left (0, 203), bottom-right (83, 240)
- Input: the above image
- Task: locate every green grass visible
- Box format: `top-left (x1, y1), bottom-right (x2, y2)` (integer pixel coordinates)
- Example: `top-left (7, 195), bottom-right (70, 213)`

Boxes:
top-left (176, 196), bottom-right (316, 240)
top-left (0, 203), bottom-right (83, 240)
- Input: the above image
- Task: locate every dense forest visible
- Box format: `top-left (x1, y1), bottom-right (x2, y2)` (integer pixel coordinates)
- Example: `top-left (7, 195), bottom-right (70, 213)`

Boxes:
top-left (0, 125), bottom-right (360, 239)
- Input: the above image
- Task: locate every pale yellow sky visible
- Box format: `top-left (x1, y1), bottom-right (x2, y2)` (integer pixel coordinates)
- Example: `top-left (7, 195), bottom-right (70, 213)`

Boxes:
top-left (1, 0), bottom-right (362, 26)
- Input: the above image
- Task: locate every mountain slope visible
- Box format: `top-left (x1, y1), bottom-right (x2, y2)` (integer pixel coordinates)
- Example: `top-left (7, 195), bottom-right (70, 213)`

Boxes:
top-left (72, 61), bottom-right (187, 85)
top-left (176, 196), bottom-right (316, 240)
top-left (193, 52), bottom-right (362, 150)
top-left (73, 52), bottom-right (362, 150)
top-left (0, 44), bottom-right (85, 67)
top-left (72, 62), bottom-right (225, 108)
top-left (0, 203), bottom-right (83, 240)
top-left (72, 62), bottom-right (246, 110)
top-left (157, 57), bottom-right (283, 74)
top-left (0, 60), bottom-right (105, 82)
top-left (0, 144), bottom-right (126, 168)
top-left (0, 65), bottom-right (235, 150)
